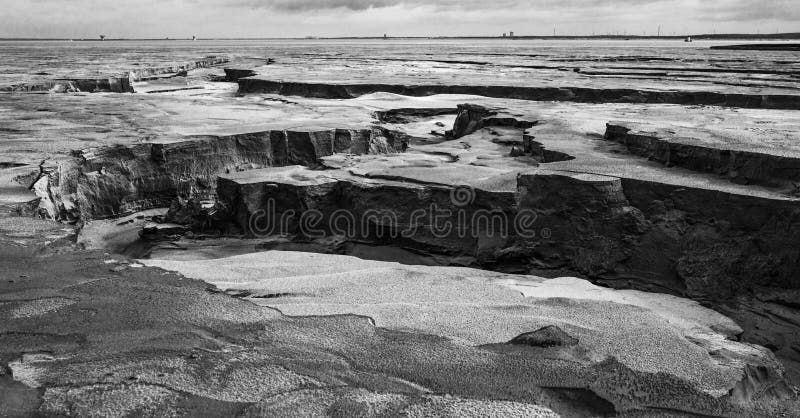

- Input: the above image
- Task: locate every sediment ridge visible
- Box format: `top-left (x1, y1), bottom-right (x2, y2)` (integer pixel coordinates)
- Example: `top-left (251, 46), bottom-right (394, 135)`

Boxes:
top-left (605, 122), bottom-right (800, 189)
top-left (238, 78), bottom-right (800, 110)
top-left (0, 56), bottom-right (229, 94)
top-left (34, 127), bottom-right (408, 222)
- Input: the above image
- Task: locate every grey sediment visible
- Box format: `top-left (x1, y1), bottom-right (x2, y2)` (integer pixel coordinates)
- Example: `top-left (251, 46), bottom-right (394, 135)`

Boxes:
top-left (604, 122), bottom-right (800, 188)
top-left (0, 56), bottom-right (229, 94)
top-left (237, 78), bottom-right (800, 110)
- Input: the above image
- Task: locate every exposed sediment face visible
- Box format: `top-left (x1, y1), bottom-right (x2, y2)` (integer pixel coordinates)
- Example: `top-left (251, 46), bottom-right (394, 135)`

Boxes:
top-left (237, 78), bottom-right (800, 110)
top-left (0, 56), bottom-right (229, 94)
top-left (34, 128), bottom-right (408, 222)
top-left (605, 122), bottom-right (800, 190)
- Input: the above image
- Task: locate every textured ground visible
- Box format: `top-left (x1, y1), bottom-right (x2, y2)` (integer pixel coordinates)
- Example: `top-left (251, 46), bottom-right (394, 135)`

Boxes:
top-left (1, 223), bottom-right (797, 417)
top-left (2, 40), bottom-right (800, 417)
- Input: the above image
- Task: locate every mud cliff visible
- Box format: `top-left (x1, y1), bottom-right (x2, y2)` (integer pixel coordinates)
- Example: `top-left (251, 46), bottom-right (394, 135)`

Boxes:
top-left (34, 128), bottom-right (408, 222)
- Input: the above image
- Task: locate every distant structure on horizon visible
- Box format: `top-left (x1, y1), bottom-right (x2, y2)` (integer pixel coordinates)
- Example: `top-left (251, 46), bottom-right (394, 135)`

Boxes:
top-left (509, 31), bottom-right (515, 37)
top-left (192, 35), bottom-right (197, 41)
top-left (99, 35), bottom-right (105, 41)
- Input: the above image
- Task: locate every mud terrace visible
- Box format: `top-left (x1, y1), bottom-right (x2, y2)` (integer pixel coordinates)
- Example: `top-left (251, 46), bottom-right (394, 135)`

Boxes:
top-left (2, 42), bottom-right (800, 417)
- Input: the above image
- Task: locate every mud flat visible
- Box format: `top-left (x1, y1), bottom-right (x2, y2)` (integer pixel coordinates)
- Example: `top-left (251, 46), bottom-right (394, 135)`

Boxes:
top-left (3, 42), bottom-right (800, 416)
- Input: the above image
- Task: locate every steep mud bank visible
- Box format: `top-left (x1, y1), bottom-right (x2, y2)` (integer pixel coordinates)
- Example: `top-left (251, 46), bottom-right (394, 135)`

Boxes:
top-left (238, 78), bottom-right (800, 110)
top-left (1, 56), bottom-right (228, 94)
top-left (605, 123), bottom-right (800, 189)
top-left (216, 167), bottom-right (799, 294)
top-left (34, 128), bottom-right (408, 222)
top-left (213, 166), bottom-right (800, 377)
top-left (2, 77), bottom-right (136, 93)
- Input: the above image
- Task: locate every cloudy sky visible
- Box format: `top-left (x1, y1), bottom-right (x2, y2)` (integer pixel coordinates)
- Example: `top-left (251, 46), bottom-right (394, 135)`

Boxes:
top-left (1, 0), bottom-right (797, 38)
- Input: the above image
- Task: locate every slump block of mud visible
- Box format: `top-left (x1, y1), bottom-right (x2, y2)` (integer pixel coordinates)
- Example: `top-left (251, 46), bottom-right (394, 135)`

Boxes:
top-left (605, 122), bottom-right (800, 188)
top-left (36, 128), bottom-right (407, 222)
top-left (237, 78), bottom-right (800, 110)
top-left (446, 104), bottom-right (497, 139)
top-left (217, 166), bottom-right (517, 258)
top-left (515, 170), bottom-right (648, 277)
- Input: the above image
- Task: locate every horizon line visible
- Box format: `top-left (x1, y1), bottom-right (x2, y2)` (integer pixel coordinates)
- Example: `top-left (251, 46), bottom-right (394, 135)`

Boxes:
top-left (2, 32), bottom-right (800, 42)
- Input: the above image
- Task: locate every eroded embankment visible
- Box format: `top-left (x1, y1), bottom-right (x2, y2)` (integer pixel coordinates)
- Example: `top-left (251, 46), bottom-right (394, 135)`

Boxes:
top-left (34, 127), bottom-right (408, 222)
top-left (605, 123), bottom-right (800, 189)
top-left (238, 78), bottom-right (800, 110)
top-left (214, 166), bottom-right (800, 375)
top-left (22, 101), bottom-right (800, 383)
top-left (0, 56), bottom-right (229, 94)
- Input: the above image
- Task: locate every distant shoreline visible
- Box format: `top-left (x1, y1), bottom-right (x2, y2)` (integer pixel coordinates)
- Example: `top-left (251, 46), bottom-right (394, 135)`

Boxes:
top-left (2, 33), bottom-right (800, 42)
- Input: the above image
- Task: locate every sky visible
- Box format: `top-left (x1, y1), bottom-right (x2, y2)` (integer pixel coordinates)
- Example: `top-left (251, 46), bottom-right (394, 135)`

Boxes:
top-left (0, 0), bottom-right (797, 38)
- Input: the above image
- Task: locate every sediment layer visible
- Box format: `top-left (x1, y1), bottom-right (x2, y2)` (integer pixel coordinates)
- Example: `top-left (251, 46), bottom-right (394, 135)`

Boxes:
top-left (238, 78), bottom-right (800, 109)
top-left (215, 164), bottom-right (800, 375)
top-left (605, 122), bottom-right (800, 188)
top-left (35, 128), bottom-right (408, 222)
top-left (0, 56), bottom-right (228, 94)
